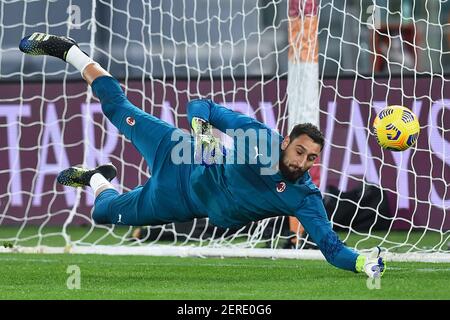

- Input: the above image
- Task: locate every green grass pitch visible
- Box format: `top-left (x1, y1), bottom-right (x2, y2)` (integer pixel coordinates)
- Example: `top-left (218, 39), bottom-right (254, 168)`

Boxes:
top-left (1, 226), bottom-right (450, 299)
top-left (1, 252), bottom-right (450, 299)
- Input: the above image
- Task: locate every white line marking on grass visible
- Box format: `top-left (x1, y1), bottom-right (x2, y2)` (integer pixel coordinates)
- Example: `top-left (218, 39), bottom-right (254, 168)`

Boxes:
top-left (5, 256), bottom-right (450, 273)
top-left (416, 268), bottom-right (450, 272)
top-left (0, 256), bottom-right (307, 269)
top-left (384, 266), bottom-right (450, 272)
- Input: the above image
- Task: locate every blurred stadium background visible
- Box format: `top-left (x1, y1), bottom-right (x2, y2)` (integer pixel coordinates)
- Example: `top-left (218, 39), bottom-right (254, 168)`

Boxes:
top-left (2, 0), bottom-right (450, 78)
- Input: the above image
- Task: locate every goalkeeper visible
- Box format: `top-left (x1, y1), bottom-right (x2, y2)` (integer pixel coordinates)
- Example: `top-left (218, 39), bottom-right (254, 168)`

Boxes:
top-left (19, 33), bottom-right (385, 278)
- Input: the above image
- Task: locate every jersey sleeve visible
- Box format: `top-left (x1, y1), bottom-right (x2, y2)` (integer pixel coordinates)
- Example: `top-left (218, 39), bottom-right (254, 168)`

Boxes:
top-left (294, 192), bottom-right (359, 272)
top-left (187, 99), bottom-right (281, 169)
top-left (187, 99), bottom-right (266, 132)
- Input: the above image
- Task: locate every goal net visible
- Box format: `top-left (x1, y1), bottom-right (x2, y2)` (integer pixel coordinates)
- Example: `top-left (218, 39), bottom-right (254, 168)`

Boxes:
top-left (1, 0), bottom-right (449, 262)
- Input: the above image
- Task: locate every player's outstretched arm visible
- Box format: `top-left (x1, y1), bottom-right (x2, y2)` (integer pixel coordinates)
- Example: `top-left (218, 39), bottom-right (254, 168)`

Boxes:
top-left (187, 99), bottom-right (270, 134)
top-left (295, 193), bottom-right (386, 277)
top-left (188, 99), bottom-right (277, 166)
top-left (355, 246), bottom-right (386, 278)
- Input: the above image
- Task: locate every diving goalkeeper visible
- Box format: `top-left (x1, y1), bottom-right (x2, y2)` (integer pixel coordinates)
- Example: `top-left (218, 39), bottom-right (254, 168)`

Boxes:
top-left (19, 33), bottom-right (385, 278)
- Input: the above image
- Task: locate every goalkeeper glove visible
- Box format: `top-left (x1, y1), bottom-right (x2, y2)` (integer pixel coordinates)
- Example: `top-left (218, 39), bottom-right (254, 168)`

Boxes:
top-left (356, 246), bottom-right (386, 278)
top-left (191, 117), bottom-right (224, 166)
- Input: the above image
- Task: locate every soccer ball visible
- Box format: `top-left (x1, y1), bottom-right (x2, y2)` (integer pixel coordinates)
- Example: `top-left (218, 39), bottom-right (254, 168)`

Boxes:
top-left (372, 105), bottom-right (420, 151)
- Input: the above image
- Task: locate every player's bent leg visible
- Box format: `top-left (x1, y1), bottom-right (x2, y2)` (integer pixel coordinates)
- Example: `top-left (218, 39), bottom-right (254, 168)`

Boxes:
top-left (19, 33), bottom-right (101, 80)
top-left (83, 63), bottom-right (111, 85)
top-left (57, 163), bottom-right (117, 188)
top-left (92, 186), bottom-right (155, 226)
top-left (92, 189), bottom-right (120, 224)
top-left (19, 33), bottom-right (182, 174)
top-left (19, 33), bottom-right (77, 61)
top-left (57, 163), bottom-right (117, 200)
top-left (90, 75), bottom-right (182, 174)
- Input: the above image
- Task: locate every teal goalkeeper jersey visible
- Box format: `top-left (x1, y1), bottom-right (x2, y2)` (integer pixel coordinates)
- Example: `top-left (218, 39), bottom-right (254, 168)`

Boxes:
top-left (186, 99), bottom-right (359, 272)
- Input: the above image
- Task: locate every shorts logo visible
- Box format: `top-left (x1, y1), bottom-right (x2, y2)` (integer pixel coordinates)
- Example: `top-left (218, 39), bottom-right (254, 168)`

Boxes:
top-left (126, 117), bottom-right (135, 126)
top-left (276, 181), bottom-right (286, 193)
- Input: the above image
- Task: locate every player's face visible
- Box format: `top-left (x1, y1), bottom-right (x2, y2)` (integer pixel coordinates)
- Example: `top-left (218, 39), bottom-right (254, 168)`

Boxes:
top-left (279, 134), bottom-right (321, 182)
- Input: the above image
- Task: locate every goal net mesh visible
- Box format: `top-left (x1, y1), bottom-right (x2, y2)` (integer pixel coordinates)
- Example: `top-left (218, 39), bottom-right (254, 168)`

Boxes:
top-left (0, 0), bottom-right (449, 260)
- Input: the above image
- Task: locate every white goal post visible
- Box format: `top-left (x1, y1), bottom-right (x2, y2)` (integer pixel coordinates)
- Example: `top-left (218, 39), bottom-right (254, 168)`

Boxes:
top-left (1, 0), bottom-right (450, 262)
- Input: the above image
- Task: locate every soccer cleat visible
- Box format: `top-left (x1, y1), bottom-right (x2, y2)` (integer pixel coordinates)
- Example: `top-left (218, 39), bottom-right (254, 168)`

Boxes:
top-left (19, 32), bottom-right (79, 61)
top-left (57, 163), bottom-right (117, 188)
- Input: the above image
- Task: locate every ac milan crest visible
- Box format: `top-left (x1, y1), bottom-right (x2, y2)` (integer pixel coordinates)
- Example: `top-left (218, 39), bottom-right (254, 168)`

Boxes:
top-left (126, 116), bottom-right (135, 126)
top-left (276, 181), bottom-right (286, 193)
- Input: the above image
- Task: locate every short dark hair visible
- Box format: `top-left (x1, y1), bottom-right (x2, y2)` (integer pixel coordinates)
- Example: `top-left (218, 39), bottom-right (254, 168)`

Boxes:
top-left (289, 123), bottom-right (324, 151)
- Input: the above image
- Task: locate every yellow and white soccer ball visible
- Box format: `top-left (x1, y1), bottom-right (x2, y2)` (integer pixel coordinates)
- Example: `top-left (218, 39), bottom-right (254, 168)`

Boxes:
top-left (373, 105), bottom-right (420, 151)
